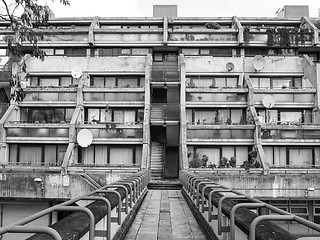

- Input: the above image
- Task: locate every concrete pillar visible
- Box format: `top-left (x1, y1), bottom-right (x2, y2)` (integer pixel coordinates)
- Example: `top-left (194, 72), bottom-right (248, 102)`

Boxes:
top-left (179, 54), bottom-right (188, 170)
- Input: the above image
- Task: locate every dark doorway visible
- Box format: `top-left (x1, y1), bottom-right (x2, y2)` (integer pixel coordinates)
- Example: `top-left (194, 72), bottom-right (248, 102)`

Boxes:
top-left (152, 88), bottom-right (167, 103)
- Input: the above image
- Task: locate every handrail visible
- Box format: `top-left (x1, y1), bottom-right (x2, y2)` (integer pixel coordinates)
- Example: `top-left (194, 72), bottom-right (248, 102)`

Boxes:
top-left (179, 170), bottom-right (320, 240)
top-left (0, 170), bottom-right (151, 240)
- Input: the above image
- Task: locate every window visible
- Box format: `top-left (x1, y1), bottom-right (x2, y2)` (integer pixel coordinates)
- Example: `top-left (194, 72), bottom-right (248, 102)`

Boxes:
top-left (20, 108), bottom-right (74, 123)
top-left (9, 144), bottom-right (67, 166)
top-left (191, 108), bottom-right (245, 125)
top-left (78, 145), bottom-right (142, 165)
top-left (30, 76), bottom-right (75, 87)
top-left (85, 108), bottom-right (143, 124)
top-left (188, 76), bottom-right (239, 88)
top-left (250, 76), bottom-right (304, 89)
top-left (90, 76), bottom-right (144, 88)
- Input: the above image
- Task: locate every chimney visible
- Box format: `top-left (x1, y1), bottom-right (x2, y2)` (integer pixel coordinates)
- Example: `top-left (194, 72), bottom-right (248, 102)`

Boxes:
top-left (153, 5), bottom-right (177, 17)
top-left (277, 5), bottom-right (309, 18)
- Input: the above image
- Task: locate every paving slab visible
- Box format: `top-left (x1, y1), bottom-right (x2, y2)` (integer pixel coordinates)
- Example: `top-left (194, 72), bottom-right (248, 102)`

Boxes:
top-left (124, 190), bottom-right (207, 240)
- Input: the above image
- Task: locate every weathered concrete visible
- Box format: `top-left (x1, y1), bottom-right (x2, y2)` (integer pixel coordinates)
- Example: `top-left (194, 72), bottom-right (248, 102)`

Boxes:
top-left (197, 173), bottom-right (320, 198)
top-left (26, 56), bottom-right (147, 73)
top-left (124, 190), bottom-right (207, 240)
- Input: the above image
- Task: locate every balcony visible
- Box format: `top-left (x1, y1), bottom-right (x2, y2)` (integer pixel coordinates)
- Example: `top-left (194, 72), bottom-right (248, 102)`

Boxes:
top-left (78, 122), bottom-right (143, 144)
top-left (24, 88), bottom-right (77, 102)
top-left (261, 125), bottom-right (320, 143)
top-left (26, 56), bottom-right (147, 74)
top-left (187, 124), bottom-right (254, 144)
top-left (5, 122), bottom-right (69, 144)
top-left (83, 89), bottom-right (145, 106)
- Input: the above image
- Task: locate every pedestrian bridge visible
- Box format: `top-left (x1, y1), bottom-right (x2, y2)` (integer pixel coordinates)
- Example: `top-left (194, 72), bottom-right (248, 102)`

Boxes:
top-left (0, 170), bottom-right (320, 240)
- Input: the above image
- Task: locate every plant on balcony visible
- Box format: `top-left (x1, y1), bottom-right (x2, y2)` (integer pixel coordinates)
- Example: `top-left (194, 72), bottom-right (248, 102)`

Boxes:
top-left (226, 117), bottom-right (232, 125)
top-left (219, 157), bottom-right (229, 168)
top-left (243, 26), bottom-right (250, 46)
top-left (266, 28), bottom-right (276, 47)
top-left (2, 0), bottom-right (70, 103)
top-left (278, 28), bottom-right (291, 47)
top-left (205, 22), bottom-right (221, 29)
top-left (229, 157), bottom-right (237, 168)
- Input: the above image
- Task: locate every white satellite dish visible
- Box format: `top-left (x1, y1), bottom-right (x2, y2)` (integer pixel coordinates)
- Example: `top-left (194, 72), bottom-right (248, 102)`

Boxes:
top-left (71, 67), bottom-right (83, 78)
top-left (226, 62), bottom-right (234, 71)
top-left (262, 95), bottom-right (275, 108)
top-left (77, 129), bottom-right (93, 148)
top-left (252, 55), bottom-right (265, 71)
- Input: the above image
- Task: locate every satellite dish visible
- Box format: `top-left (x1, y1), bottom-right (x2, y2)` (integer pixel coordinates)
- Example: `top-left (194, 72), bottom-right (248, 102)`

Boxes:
top-left (262, 95), bottom-right (275, 108)
top-left (252, 55), bottom-right (265, 71)
top-left (226, 62), bottom-right (234, 71)
top-left (71, 67), bottom-right (83, 78)
top-left (77, 129), bottom-right (93, 148)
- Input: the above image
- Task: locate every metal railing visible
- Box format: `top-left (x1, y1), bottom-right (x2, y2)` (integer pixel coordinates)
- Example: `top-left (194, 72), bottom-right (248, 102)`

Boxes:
top-left (0, 170), bottom-right (151, 240)
top-left (180, 170), bottom-right (320, 240)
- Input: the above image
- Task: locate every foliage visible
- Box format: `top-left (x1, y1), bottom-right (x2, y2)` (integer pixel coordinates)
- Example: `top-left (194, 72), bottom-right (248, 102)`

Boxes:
top-left (188, 151), bottom-right (209, 168)
top-left (229, 156), bottom-right (236, 168)
top-left (1, 0), bottom-right (70, 102)
top-left (266, 27), bottom-right (313, 47)
top-left (266, 28), bottom-right (276, 47)
top-left (278, 28), bottom-right (291, 47)
top-left (219, 157), bottom-right (228, 168)
top-left (205, 22), bottom-right (221, 29)
top-left (243, 26), bottom-right (250, 46)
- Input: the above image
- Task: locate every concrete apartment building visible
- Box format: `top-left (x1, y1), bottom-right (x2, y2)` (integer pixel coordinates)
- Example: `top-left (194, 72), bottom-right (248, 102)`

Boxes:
top-left (0, 4), bottom-right (320, 237)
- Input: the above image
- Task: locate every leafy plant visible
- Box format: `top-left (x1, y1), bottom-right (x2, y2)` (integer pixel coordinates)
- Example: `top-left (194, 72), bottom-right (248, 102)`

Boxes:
top-left (266, 28), bottom-right (276, 47)
top-left (243, 26), bottom-right (250, 46)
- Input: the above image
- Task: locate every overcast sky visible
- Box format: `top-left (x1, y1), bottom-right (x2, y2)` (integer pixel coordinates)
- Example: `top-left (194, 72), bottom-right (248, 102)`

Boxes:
top-left (46, 0), bottom-right (319, 18)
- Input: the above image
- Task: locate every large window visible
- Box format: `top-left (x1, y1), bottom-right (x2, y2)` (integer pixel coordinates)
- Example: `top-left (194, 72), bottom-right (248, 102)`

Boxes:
top-left (187, 108), bottom-right (246, 125)
top-left (78, 145), bottom-right (142, 166)
top-left (90, 76), bottom-right (145, 88)
top-left (257, 109), bottom-right (312, 124)
top-left (85, 108), bottom-right (144, 124)
top-left (187, 76), bottom-right (239, 88)
top-left (20, 108), bottom-right (74, 123)
top-left (90, 48), bottom-right (150, 57)
top-left (264, 146), bottom-right (318, 167)
top-left (9, 144), bottom-right (67, 166)
top-left (251, 76), bottom-right (311, 89)
top-left (30, 76), bottom-right (79, 87)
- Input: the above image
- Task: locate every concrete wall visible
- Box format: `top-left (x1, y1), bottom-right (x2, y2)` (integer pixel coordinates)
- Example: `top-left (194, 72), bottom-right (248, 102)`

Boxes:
top-left (184, 57), bottom-right (244, 73)
top-left (204, 174), bottom-right (320, 198)
top-left (26, 56), bottom-right (147, 74)
top-left (184, 56), bottom-right (304, 73)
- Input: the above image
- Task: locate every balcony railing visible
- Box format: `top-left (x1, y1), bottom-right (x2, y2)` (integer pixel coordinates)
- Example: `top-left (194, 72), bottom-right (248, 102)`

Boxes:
top-left (186, 92), bottom-right (247, 102)
top-left (83, 92), bottom-right (145, 102)
top-left (78, 123), bottom-right (143, 139)
top-left (261, 128), bottom-right (320, 140)
top-left (24, 91), bottom-right (77, 102)
top-left (6, 127), bottom-right (69, 138)
top-left (187, 129), bottom-right (254, 139)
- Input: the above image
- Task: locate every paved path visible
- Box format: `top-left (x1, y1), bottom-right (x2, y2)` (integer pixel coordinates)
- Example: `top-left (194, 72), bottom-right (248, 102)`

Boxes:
top-left (124, 190), bottom-right (207, 240)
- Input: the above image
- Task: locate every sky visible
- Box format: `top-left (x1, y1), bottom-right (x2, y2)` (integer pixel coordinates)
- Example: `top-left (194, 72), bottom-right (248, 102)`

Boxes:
top-left (45, 0), bottom-right (320, 18)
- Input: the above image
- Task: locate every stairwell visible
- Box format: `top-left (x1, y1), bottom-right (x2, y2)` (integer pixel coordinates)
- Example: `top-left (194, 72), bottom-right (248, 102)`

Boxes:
top-left (150, 142), bottom-right (164, 180)
top-left (150, 105), bottom-right (163, 123)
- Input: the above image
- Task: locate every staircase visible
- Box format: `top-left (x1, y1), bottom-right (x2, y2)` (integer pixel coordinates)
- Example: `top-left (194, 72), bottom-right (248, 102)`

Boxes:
top-left (150, 142), bottom-right (164, 180)
top-left (151, 105), bottom-right (163, 122)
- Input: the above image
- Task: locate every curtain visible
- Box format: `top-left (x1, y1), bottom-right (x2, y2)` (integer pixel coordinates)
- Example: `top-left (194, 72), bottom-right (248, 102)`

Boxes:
top-left (83, 146), bottom-right (94, 164)
top-left (289, 149), bottom-right (312, 166)
top-left (45, 145), bottom-right (56, 165)
top-left (274, 147), bottom-right (287, 166)
top-left (19, 146), bottom-right (42, 164)
top-left (236, 146), bottom-right (248, 164)
top-left (222, 146), bottom-right (235, 159)
top-left (124, 111), bottom-right (135, 124)
top-left (264, 147), bottom-right (273, 166)
top-left (95, 146), bottom-right (108, 165)
top-left (109, 148), bottom-right (133, 165)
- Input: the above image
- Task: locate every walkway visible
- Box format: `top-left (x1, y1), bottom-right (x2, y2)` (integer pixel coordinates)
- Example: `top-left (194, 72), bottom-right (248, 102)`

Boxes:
top-left (124, 190), bottom-right (207, 240)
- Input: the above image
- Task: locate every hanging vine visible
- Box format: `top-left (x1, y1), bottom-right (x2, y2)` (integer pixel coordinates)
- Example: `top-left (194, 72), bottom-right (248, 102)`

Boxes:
top-left (278, 28), bottom-right (291, 47)
top-left (243, 26), bottom-right (250, 46)
top-left (266, 28), bottom-right (276, 47)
